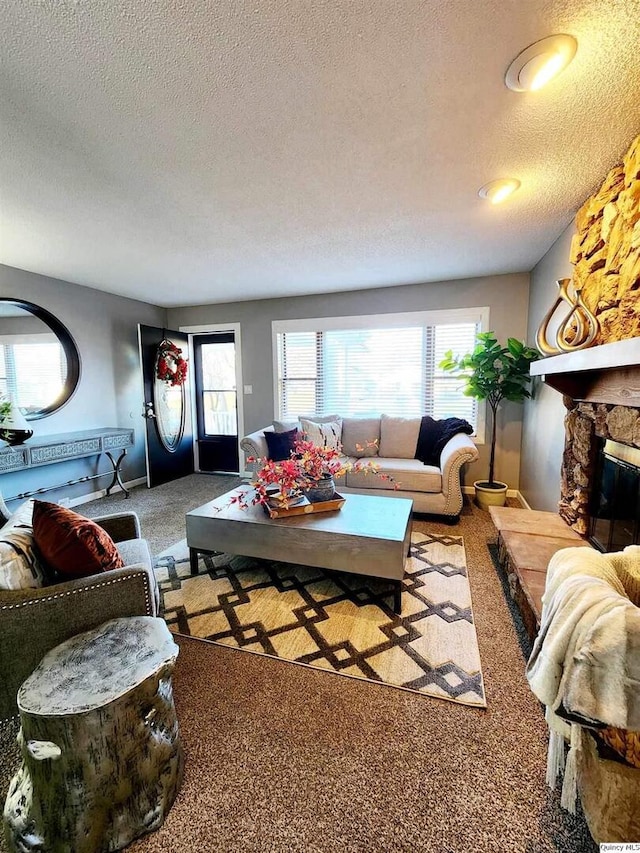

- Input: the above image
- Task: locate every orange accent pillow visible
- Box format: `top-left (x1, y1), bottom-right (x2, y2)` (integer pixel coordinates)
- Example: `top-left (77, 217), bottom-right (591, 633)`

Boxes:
top-left (32, 501), bottom-right (124, 579)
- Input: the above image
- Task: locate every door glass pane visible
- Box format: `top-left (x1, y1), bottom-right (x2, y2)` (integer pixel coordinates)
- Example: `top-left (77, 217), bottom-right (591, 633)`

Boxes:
top-left (202, 343), bottom-right (236, 389)
top-left (200, 341), bottom-right (237, 436)
top-left (203, 391), bottom-right (237, 435)
top-left (154, 379), bottom-right (185, 452)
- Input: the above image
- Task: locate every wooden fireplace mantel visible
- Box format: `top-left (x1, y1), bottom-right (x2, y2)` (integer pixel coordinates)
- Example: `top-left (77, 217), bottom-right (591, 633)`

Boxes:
top-left (530, 337), bottom-right (640, 406)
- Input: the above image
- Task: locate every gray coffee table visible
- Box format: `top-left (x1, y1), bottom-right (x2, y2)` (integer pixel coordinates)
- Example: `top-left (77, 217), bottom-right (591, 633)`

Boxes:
top-left (186, 488), bottom-right (413, 613)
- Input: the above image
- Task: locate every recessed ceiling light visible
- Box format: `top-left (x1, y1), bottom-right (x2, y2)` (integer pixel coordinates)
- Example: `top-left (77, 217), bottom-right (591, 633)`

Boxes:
top-left (505, 34), bottom-right (577, 92)
top-left (478, 179), bottom-right (521, 204)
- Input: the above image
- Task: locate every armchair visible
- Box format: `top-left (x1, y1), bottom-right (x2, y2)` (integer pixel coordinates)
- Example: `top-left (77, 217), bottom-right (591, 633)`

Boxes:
top-left (0, 500), bottom-right (159, 720)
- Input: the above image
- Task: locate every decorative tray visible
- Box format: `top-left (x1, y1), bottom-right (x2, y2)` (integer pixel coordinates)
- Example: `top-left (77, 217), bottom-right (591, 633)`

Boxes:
top-left (263, 492), bottom-right (346, 519)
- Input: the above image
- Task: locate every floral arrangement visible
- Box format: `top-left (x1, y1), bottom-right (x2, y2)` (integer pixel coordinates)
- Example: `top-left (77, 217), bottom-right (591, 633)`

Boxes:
top-left (231, 437), bottom-right (395, 510)
top-left (156, 339), bottom-right (188, 386)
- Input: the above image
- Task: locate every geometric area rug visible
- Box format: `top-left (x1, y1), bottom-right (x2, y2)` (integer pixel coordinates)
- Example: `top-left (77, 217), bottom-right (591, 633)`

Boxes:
top-left (154, 531), bottom-right (486, 708)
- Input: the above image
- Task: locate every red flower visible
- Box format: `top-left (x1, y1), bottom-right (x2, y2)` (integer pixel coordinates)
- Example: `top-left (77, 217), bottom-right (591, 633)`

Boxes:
top-left (233, 436), bottom-right (398, 510)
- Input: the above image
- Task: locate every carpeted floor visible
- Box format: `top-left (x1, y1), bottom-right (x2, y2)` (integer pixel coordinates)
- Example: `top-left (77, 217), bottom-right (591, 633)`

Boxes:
top-left (82, 473), bottom-right (241, 554)
top-left (0, 477), bottom-right (596, 852)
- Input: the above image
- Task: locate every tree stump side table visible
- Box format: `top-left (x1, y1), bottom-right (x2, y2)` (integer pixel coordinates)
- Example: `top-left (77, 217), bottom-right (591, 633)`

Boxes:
top-left (3, 616), bottom-right (184, 853)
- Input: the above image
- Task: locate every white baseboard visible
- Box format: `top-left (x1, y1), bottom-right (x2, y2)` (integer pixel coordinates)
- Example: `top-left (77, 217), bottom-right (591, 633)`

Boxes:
top-left (67, 476), bottom-right (147, 508)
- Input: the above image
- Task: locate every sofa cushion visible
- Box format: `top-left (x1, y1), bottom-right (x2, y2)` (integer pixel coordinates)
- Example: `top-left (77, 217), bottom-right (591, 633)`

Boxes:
top-left (299, 418), bottom-right (342, 451)
top-left (264, 427), bottom-right (299, 461)
top-left (32, 501), bottom-right (125, 580)
top-left (341, 417), bottom-right (381, 458)
top-left (0, 501), bottom-right (44, 590)
top-left (346, 458), bottom-right (442, 493)
top-left (378, 415), bottom-right (421, 459)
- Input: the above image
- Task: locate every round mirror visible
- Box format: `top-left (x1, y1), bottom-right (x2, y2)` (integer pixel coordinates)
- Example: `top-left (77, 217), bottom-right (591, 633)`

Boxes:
top-left (0, 299), bottom-right (81, 420)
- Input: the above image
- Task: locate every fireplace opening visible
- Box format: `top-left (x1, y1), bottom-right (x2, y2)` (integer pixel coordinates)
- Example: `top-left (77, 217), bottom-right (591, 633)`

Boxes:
top-left (589, 438), bottom-right (640, 552)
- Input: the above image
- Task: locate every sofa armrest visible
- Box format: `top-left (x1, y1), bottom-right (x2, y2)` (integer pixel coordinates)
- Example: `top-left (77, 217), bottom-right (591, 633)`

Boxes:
top-left (240, 427), bottom-right (273, 473)
top-left (440, 433), bottom-right (479, 516)
top-left (91, 511), bottom-right (141, 542)
top-left (0, 565), bottom-right (157, 720)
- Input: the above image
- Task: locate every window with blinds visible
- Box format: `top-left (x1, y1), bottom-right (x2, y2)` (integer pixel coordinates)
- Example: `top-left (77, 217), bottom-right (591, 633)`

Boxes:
top-left (274, 309), bottom-right (487, 434)
top-left (0, 335), bottom-right (66, 415)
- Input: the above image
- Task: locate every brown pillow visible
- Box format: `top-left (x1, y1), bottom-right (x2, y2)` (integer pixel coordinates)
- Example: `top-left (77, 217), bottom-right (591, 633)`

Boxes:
top-left (32, 501), bottom-right (124, 579)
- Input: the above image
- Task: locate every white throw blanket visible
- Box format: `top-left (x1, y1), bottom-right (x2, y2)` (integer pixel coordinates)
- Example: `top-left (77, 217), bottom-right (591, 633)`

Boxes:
top-left (526, 545), bottom-right (640, 811)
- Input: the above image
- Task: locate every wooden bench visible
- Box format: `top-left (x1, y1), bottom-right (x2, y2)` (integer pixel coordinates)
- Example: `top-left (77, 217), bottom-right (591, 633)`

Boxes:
top-left (489, 507), bottom-right (593, 640)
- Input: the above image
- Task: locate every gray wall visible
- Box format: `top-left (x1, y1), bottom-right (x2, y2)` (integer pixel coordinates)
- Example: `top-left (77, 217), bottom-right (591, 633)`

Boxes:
top-left (520, 224), bottom-right (575, 510)
top-left (0, 264), bottom-right (166, 505)
top-left (168, 272), bottom-right (530, 488)
top-left (0, 315), bottom-right (44, 334)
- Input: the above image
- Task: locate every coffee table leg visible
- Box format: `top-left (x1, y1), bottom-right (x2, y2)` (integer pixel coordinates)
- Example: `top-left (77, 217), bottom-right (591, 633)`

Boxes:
top-left (189, 548), bottom-right (199, 576)
top-left (394, 580), bottom-right (402, 615)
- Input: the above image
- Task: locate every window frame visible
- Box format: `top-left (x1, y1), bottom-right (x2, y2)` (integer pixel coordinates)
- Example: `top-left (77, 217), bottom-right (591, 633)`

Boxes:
top-left (272, 307), bottom-right (489, 443)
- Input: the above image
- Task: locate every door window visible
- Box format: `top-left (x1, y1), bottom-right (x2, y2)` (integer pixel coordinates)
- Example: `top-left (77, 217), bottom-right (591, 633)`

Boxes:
top-left (193, 332), bottom-right (240, 473)
top-left (199, 341), bottom-right (237, 436)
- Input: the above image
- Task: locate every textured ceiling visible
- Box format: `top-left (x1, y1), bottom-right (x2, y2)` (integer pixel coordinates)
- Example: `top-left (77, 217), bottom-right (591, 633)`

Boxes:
top-left (1, 1), bottom-right (639, 307)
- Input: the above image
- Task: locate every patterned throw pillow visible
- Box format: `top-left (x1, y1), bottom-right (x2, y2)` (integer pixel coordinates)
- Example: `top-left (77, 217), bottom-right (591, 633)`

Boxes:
top-left (0, 500), bottom-right (44, 590)
top-left (32, 501), bottom-right (124, 580)
top-left (299, 418), bottom-right (343, 451)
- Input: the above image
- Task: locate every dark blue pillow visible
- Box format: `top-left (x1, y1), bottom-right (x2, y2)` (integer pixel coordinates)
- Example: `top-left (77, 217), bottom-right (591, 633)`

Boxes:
top-left (264, 428), bottom-right (299, 462)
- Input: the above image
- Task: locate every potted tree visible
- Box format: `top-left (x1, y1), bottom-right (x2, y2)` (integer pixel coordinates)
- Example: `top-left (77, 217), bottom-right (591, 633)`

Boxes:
top-left (440, 331), bottom-right (539, 510)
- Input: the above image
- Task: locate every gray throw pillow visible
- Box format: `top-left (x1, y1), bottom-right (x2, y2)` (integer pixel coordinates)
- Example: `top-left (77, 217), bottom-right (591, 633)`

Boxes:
top-left (273, 414), bottom-right (339, 433)
top-left (273, 420), bottom-right (298, 433)
top-left (378, 415), bottom-right (421, 458)
top-left (341, 418), bottom-right (381, 458)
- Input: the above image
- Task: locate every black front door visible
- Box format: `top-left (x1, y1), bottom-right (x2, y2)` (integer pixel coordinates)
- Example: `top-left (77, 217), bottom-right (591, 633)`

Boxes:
top-left (193, 332), bottom-right (239, 473)
top-left (138, 324), bottom-right (194, 487)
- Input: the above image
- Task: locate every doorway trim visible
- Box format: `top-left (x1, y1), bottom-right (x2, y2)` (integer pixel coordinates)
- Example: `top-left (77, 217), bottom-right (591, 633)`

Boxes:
top-left (179, 323), bottom-right (247, 476)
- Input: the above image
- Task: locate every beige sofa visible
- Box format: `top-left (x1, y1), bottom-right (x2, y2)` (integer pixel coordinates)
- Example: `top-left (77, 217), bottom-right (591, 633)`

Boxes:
top-left (240, 414), bottom-right (479, 518)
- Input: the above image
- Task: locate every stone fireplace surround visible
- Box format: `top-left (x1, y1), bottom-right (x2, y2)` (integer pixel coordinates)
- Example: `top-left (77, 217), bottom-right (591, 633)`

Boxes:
top-left (530, 337), bottom-right (640, 537)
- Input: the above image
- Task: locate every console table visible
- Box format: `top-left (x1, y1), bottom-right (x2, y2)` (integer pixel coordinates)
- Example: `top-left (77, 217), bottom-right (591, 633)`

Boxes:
top-left (0, 428), bottom-right (135, 501)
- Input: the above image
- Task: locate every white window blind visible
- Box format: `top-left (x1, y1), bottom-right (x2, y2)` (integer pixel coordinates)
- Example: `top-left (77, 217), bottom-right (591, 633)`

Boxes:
top-left (274, 310), bottom-right (486, 433)
top-left (277, 332), bottom-right (319, 417)
top-left (0, 335), bottom-right (65, 415)
top-left (0, 346), bottom-right (6, 400)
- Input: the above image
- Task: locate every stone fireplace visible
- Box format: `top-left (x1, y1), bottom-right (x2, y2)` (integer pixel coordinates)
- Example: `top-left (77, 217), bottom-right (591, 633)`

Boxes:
top-left (589, 438), bottom-right (640, 551)
top-left (530, 337), bottom-right (640, 539)
top-left (529, 132), bottom-right (640, 539)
